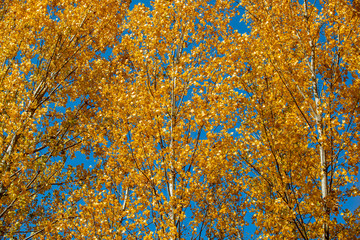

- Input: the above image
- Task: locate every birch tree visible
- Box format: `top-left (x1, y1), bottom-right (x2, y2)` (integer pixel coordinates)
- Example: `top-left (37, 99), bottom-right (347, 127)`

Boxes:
top-left (54, 0), bottom-right (247, 239)
top-left (232, 0), bottom-right (360, 238)
top-left (0, 0), bottom-right (129, 238)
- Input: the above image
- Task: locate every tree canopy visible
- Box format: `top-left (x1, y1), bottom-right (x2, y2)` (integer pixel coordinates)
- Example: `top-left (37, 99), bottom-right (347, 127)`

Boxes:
top-left (0, 0), bottom-right (359, 239)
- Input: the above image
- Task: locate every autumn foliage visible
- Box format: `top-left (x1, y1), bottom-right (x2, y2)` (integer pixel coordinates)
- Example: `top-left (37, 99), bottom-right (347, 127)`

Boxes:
top-left (0, 0), bottom-right (359, 239)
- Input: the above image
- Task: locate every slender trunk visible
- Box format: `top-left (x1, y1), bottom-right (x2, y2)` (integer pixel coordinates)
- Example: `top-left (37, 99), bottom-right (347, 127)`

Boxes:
top-left (303, 2), bottom-right (329, 238)
top-left (169, 71), bottom-right (176, 239)
top-left (309, 32), bottom-right (329, 240)
top-left (312, 67), bottom-right (329, 240)
top-left (169, 40), bottom-right (184, 239)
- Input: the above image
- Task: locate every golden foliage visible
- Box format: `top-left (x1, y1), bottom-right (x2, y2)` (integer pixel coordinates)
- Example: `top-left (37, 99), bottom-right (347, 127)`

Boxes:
top-left (0, 0), bottom-right (129, 238)
top-left (0, 0), bottom-right (359, 239)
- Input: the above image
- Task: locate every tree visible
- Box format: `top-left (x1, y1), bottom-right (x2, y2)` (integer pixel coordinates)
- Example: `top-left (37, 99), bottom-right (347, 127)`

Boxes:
top-left (231, 0), bottom-right (360, 239)
top-left (52, 0), bottom-right (248, 239)
top-left (0, 0), bottom-right (129, 239)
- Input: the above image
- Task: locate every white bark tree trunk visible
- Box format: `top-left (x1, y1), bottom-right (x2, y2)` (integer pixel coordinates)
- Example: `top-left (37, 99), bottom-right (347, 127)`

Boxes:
top-left (304, 2), bottom-right (329, 239)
